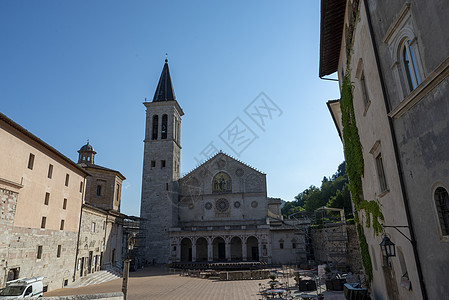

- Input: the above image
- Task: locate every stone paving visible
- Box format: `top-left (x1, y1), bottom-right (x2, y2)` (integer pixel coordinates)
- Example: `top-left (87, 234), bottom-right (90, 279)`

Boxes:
top-left (44, 266), bottom-right (345, 300)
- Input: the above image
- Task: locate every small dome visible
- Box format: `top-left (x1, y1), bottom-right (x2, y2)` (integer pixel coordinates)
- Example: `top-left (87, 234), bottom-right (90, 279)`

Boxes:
top-left (80, 140), bottom-right (94, 151)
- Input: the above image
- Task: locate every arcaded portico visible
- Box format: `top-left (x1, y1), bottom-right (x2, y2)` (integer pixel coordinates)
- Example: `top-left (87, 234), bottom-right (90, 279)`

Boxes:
top-left (169, 230), bottom-right (271, 263)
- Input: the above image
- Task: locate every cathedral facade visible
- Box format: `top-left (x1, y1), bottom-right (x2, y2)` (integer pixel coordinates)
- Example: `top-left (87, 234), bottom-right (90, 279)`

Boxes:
top-left (140, 60), bottom-right (304, 266)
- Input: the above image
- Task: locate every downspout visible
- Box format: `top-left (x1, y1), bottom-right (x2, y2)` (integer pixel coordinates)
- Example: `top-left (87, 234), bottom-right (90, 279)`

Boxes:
top-left (363, 1), bottom-right (428, 299)
top-left (73, 177), bottom-right (87, 282)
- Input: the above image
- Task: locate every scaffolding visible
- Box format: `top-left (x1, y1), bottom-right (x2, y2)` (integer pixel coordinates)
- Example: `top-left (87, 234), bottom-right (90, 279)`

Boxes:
top-left (314, 207), bottom-right (348, 270)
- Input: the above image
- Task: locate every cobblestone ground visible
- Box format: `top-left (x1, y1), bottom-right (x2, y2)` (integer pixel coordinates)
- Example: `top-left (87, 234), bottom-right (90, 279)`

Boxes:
top-left (44, 266), bottom-right (346, 300)
top-left (45, 266), bottom-right (267, 300)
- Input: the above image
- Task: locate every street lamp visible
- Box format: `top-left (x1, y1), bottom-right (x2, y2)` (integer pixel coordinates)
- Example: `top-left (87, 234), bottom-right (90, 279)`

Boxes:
top-left (122, 232), bottom-right (136, 300)
top-left (379, 234), bottom-right (396, 258)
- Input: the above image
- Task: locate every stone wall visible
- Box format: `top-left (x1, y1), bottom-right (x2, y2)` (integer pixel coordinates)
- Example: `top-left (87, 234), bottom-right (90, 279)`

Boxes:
top-left (75, 206), bottom-right (107, 282)
top-left (310, 224), bottom-right (362, 273)
top-left (7, 227), bottom-right (78, 291)
top-left (0, 186), bottom-right (18, 287)
top-left (43, 292), bottom-right (123, 300)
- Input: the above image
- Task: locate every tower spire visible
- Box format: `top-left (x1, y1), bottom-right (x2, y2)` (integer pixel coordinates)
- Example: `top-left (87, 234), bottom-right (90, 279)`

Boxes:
top-left (153, 59), bottom-right (176, 102)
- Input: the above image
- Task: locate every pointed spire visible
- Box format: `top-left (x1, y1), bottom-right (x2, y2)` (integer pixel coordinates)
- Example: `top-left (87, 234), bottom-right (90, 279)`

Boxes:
top-left (153, 59), bottom-right (176, 102)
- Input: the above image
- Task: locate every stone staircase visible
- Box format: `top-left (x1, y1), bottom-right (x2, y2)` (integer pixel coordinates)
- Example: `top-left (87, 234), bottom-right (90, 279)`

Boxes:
top-left (67, 269), bottom-right (122, 288)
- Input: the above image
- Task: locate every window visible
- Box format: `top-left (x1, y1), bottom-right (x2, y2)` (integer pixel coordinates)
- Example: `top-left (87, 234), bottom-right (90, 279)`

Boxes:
top-left (37, 245), bottom-right (43, 259)
top-left (161, 114), bottom-right (168, 139)
top-left (402, 39), bottom-right (421, 91)
top-left (96, 185), bottom-right (102, 196)
top-left (48, 164), bottom-right (53, 178)
top-left (92, 222), bottom-right (96, 233)
top-left (63, 198), bottom-right (67, 209)
top-left (435, 187), bottom-right (449, 236)
top-left (60, 219), bottom-right (65, 230)
top-left (79, 181), bottom-right (83, 193)
top-left (383, 4), bottom-right (424, 103)
top-left (152, 115), bottom-right (159, 140)
top-left (44, 192), bottom-right (50, 205)
top-left (57, 245), bottom-right (62, 258)
top-left (151, 160), bottom-right (156, 168)
top-left (161, 160), bottom-right (166, 168)
top-left (375, 154), bottom-right (388, 193)
top-left (292, 241), bottom-right (297, 249)
top-left (360, 72), bottom-right (371, 108)
top-left (280, 242), bottom-right (284, 249)
top-left (41, 217), bottom-right (47, 229)
top-left (27, 153), bottom-right (35, 170)
top-left (166, 183), bottom-right (169, 191)
top-left (65, 174), bottom-right (70, 186)
top-left (115, 184), bottom-right (120, 203)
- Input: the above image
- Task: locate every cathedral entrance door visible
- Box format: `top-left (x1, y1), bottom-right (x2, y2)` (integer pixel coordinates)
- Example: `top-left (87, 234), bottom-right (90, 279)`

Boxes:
top-left (218, 243), bottom-right (226, 261)
top-left (251, 247), bottom-right (259, 261)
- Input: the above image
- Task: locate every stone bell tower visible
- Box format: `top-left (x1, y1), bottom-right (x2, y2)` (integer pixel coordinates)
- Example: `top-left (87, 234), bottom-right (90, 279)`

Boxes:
top-left (140, 59), bottom-right (183, 264)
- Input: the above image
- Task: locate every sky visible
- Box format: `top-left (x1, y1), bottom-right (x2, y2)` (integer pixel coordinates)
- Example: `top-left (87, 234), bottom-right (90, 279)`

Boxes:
top-left (0, 0), bottom-right (343, 217)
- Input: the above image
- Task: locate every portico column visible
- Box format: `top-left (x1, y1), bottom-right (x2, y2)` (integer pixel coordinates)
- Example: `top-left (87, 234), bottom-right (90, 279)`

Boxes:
top-left (267, 241), bottom-right (272, 264)
top-left (207, 238), bottom-right (213, 262)
top-left (225, 239), bottom-right (231, 262)
top-left (192, 243), bottom-right (197, 262)
top-left (242, 239), bottom-right (247, 261)
top-left (176, 240), bottom-right (181, 262)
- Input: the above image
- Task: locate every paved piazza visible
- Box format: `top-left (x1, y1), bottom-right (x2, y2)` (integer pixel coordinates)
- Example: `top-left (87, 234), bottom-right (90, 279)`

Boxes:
top-left (45, 266), bottom-right (267, 300)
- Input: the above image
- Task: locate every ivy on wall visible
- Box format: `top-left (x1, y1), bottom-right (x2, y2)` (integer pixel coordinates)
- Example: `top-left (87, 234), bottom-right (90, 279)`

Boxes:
top-left (339, 0), bottom-right (385, 281)
top-left (340, 73), bottom-right (375, 283)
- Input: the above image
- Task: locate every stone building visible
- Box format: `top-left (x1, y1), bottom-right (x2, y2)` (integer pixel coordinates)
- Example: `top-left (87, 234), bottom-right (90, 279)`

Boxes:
top-left (75, 204), bottom-right (108, 279)
top-left (76, 142), bottom-right (127, 280)
top-left (140, 60), bottom-right (305, 266)
top-left (320, 0), bottom-right (449, 299)
top-left (0, 112), bottom-right (89, 291)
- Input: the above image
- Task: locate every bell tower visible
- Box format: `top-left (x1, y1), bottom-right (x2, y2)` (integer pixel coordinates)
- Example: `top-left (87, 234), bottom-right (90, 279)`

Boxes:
top-left (140, 59), bottom-right (183, 264)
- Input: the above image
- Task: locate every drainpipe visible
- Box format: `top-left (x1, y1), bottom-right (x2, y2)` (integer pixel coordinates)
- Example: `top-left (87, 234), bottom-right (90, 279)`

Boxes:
top-left (363, 1), bottom-right (428, 299)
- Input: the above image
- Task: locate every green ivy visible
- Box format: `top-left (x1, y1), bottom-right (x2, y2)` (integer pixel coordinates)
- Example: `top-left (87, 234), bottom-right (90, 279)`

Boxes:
top-left (357, 224), bottom-right (373, 284)
top-left (340, 75), bottom-right (364, 207)
top-left (339, 0), bottom-right (386, 284)
top-left (359, 200), bottom-right (384, 235)
top-left (341, 73), bottom-right (374, 283)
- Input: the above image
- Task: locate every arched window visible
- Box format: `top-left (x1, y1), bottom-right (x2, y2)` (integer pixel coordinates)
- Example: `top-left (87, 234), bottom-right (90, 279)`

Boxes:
top-left (435, 187), bottom-right (449, 236)
top-left (402, 39), bottom-right (421, 91)
top-left (212, 172), bottom-right (232, 193)
top-left (161, 114), bottom-right (168, 139)
top-left (152, 115), bottom-right (158, 140)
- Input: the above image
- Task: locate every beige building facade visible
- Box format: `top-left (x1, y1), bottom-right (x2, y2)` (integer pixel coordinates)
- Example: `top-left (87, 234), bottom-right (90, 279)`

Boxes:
top-left (0, 112), bottom-right (89, 291)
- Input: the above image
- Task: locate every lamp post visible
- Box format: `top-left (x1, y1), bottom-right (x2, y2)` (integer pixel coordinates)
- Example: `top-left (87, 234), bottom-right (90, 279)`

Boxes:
top-left (122, 232), bottom-right (136, 300)
top-left (379, 234), bottom-right (396, 266)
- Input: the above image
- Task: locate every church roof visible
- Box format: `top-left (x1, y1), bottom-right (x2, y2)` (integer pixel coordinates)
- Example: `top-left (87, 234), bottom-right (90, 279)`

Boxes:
top-left (181, 151), bottom-right (265, 179)
top-left (78, 162), bottom-right (126, 180)
top-left (153, 59), bottom-right (176, 102)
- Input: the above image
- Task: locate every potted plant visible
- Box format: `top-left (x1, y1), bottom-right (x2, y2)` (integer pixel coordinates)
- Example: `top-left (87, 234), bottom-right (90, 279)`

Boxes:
top-left (268, 273), bottom-right (278, 288)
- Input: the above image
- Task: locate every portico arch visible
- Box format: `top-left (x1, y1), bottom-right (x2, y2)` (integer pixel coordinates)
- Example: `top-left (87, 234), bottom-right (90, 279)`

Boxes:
top-left (196, 237), bottom-right (208, 262)
top-left (213, 237), bottom-right (226, 261)
top-left (180, 238), bottom-right (192, 262)
top-left (230, 236), bottom-right (242, 261)
top-left (246, 236), bottom-right (259, 261)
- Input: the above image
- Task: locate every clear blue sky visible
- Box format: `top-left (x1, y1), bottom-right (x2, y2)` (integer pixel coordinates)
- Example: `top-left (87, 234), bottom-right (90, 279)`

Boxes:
top-left (0, 0), bottom-right (343, 217)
